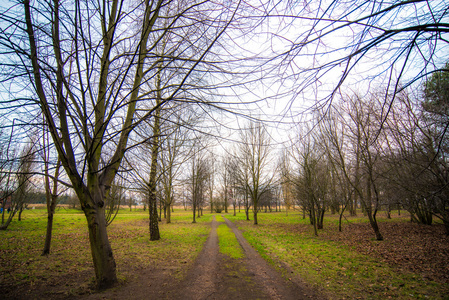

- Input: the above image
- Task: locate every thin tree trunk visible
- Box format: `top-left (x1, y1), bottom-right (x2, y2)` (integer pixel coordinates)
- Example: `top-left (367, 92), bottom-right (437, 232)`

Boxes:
top-left (18, 206), bottom-right (24, 221)
top-left (159, 200), bottom-right (163, 221)
top-left (42, 159), bottom-right (60, 255)
top-left (253, 198), bottom-right (258, 225)
top-left (368, 213), bottom-right (383, 240)
top-left (42, 210), bottom-right (54, 255)
top-left (338, 212), bottom-right (343, 232)
top-left (311, 205), bottom-right (318, 236)
top-left (148, 72), bottom-right (161, 240)
top-left (166, 203), bottom-right (171, 223)
top-left (0, 212), bottom-right (15, 230)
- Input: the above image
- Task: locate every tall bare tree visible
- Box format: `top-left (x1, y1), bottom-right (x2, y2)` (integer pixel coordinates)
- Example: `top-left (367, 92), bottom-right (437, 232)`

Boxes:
top-left (237, 122), bottom-right (273, 225)
top-left (292, 129), bottom-right (331, 235)
top-left (327, 93), bottom-right (387, 240)
top-left (0, 0), bottom-right (242, 288)
top-left (189, 142), bottom-right (209, 223)
top-left (0, 138), bottom-right (35, 230)
top-left (41, 122), bottom-right (63, 255)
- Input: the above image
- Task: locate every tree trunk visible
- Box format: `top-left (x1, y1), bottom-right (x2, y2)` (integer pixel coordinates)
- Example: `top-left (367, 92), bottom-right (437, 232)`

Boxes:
top-left (192, 203), bottom-right (196, 223)
top-left (166, 203), bottom-right (171, 224)
top-left (84, 206), bottom-right (117, 289)
top-left (159, 200), bottom-right (163, 221)
top-left (317, 208), bottom-right (325, 229)
top-left (386, 205), bottom-right (391, 219)
top-left (18, 206), bottom-right (24, 221)
top-left (0, 213), bottom-right (14, 230)
top-left (366, 176), bottom-right (383, 241)
top-left (368, 214), bottom-right (383, 241)
top-left (149, 194), bottom-right (160, 240)
top-left (253, 199), bottom-right (258, 225)
top-left (338, 211), bottom-right (343, 232)
top-left (42, 210), bottom-right (54, 255)
top-left (42, 192), bottom-right (58, 256)
top-left (311, 206), bottom-right (318, 236)
top-left (148, 91), bottom-right (161, 240)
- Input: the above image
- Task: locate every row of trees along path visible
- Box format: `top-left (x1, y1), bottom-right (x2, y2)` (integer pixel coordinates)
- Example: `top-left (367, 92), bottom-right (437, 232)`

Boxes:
top-left (87, 216), bottom-right (322, 299)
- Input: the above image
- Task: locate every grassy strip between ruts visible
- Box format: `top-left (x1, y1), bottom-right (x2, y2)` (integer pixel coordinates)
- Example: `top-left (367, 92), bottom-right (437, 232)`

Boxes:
top-left (216, 223), bottom-right (244, 259)
top-left (225, 211), bottom-right (448, 300)
top-left (215, 214), bottom-right (225, 223)
top-left (0, 209), bottom-right (212, 297)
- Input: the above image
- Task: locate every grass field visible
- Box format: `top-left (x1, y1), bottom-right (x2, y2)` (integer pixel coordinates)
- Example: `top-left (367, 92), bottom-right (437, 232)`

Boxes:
top-left (1, 207), bottom-right (448, 299)
top-left (226, 210), bottom-right (449, 299)
top-left (0, 208), bottom-right (212, 297)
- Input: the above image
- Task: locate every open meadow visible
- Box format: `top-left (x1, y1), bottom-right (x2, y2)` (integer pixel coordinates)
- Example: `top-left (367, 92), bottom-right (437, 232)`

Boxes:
top-left (1, 207), bottom-right (448, 299)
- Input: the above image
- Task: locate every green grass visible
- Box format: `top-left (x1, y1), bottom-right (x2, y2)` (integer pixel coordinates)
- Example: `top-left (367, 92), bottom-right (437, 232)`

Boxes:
top-left (0, 208), bottom-right (212, 292)
top-left (226, 211), bottom-right (447, 299)
top-left (216, 224), bottom-right (244, 259)
top-left (215, 214), bottom-right (225, 222)
top-left (2, 207), bottom-right (447, 299)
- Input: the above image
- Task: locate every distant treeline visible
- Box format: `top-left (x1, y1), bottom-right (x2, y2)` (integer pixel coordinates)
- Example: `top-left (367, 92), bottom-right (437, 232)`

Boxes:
top-left (26, 192), bottom-right (73, 205)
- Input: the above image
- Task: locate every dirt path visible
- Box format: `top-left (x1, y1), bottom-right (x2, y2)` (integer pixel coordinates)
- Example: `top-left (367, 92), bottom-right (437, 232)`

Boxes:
top-left (85, 216), bottom-right (322, 299)
top-left (167, 216), bottom-right (322, 299)
top-left (168, 216), bottom-right (221, 299)
top-left (223, 217), bottom-right (321, 299)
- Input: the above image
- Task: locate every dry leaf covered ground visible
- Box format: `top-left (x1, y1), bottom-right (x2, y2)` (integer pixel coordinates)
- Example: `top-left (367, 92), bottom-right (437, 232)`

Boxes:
top-left (321, 220), bottom-right (449, 284)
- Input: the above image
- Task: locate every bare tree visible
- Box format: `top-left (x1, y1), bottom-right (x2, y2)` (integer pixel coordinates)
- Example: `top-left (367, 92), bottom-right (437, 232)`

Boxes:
top-left (0, 138), bottom-right (35, 230)
top-left (0, 0), bottom-right (243, 287)
top-left (189, 142), bottom-right (209, 223)
top-left (41, 122), bottom-right (63, 255)
top-left (329, 93), bottom-right (387, 240)
top-left (159, 110), bottom-right (194, 224)
top-left (278, 150), bottom-right (294, 215)
top-left (221, 156), bottom-right (232, 214)
top-left (320, 110), bottom-right (355, 232)
top-left (383, 86), bottom-right (449, 234)
top-left (236, 122), bottom-right (273, 225)
top-left (292, 131), bottom-right (330, 236)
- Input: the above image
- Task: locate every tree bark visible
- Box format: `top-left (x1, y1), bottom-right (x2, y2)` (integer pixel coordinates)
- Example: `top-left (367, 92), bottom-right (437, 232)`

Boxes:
top-left (166, 203), bottom-right (171, 224)
top-left (253, 200), bottom-right (258, 225)
top-left (149, 197), bottom-right (160, 240)
top-left (148, 70), bottom-right (162, 240)
top-left (84, 205), bottom-right (117, 289)
top-left (42, 209), bottom-right (55, 255)
top-left (368, 213), bottom-right (383, 241)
